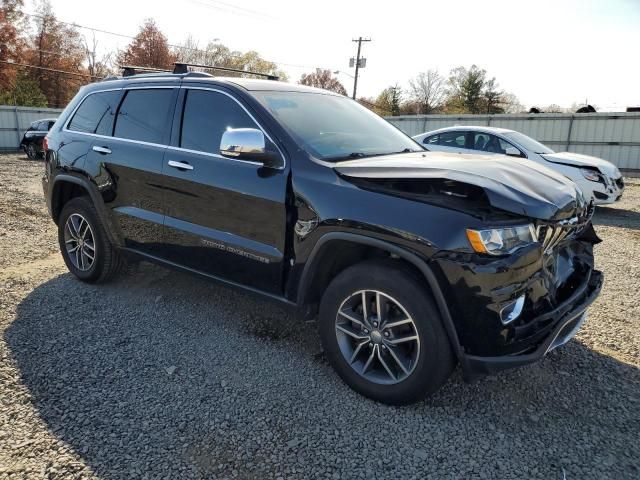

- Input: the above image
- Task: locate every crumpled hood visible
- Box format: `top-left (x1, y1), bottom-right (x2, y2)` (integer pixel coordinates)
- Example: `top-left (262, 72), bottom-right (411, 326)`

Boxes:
top-left (334, 151), bottom-right (586, 221)
top-left (541, 152), bottom-right (621, 178)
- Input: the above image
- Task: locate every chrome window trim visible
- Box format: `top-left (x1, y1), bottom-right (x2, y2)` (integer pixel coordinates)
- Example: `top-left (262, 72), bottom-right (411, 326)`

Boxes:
top-left (165, 145), bottom-right (263, 166)
top-left (62, 85), bottom-right (286, 170)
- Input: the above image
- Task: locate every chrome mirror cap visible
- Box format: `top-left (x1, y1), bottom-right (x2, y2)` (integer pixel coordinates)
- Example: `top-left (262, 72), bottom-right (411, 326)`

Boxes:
top-left (220, 128), bottom-right (266, 158)
top-left (220, 128), bottom-right (282, 169)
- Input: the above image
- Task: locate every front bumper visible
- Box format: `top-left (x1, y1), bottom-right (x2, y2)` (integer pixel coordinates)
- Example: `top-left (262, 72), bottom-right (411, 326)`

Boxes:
top-left (591, 176), bottom-right (624, 204)
top-left (461, 269), bottom-right (603, 376)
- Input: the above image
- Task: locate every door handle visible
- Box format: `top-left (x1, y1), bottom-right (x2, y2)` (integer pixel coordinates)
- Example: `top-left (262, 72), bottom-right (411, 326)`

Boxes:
top-left (168, 160), bottom-right (194, 171)
top-left (92, 146), bottom-right (111, 155)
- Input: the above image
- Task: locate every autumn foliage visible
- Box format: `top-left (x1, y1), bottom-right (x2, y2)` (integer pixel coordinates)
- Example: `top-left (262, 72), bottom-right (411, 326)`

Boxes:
top-left (115, 19), bottom-right (177, 71)
top-left (0, 1), bottom-right (284, 108)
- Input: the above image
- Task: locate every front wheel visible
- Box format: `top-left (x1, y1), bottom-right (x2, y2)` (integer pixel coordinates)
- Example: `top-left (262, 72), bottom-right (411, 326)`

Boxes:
top-left (319, 259), bottom-right (455, 405)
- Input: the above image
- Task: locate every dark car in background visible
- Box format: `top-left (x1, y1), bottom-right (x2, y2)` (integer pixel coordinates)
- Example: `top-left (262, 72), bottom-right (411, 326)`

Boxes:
top-left (20, 118), bottom-right (57, 159)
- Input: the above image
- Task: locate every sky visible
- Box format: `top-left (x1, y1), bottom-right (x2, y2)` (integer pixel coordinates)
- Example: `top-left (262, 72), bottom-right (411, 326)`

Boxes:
top-left (24, 0), bottom-right (640, 111)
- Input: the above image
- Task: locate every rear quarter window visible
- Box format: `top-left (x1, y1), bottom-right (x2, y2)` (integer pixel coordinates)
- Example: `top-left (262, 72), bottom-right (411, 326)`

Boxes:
top-left (68, 91), bottom-right (121, 135)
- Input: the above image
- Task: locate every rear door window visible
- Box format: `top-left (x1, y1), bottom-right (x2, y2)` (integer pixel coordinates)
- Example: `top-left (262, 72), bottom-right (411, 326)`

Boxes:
top-left (180, 89), bottom-right (258, 155)
top-left (114, 89), bottom-right (175, 144)
top-left (68, 91), bottom-right (121, 135)
top-left (437, 131), bottom-right (467, 148)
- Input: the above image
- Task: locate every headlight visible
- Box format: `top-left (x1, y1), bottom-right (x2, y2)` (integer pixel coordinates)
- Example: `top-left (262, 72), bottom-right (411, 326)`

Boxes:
top-left (580, 168), bottom-right (602, 183)
top-left (466, 225), bottom-right (537, 255)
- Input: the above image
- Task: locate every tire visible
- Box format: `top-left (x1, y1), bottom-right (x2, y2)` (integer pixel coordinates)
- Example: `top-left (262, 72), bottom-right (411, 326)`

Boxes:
top-left (57, 197), bottom-right (124, 283)
top-left (319, 259), bottom-right (455, 405)
top-left (26, 143), bottom-right (37, 160)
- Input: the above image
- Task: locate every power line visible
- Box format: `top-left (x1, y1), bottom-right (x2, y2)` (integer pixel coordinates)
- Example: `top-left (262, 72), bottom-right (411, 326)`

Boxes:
top-left (184, 0), bottom-right (275, 20)
top-left (0, 60), bottom-right (99, 80)
top-left (21, 11), bottom-right (321, 71)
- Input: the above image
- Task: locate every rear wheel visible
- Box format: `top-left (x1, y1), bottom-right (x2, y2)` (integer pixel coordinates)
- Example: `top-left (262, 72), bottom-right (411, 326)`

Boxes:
top-left (26, 143), bottom-right (38, 160)
top-left (58, 197), bottom-right (124, 283)
top-left (319, 259), bottom-right (455, 405)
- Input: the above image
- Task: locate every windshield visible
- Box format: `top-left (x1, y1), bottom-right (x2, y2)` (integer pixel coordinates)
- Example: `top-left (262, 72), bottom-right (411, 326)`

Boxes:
top-left (503, 131), bottom-right (554, 154)
top-left (253, 91), bottom-right (421, 161)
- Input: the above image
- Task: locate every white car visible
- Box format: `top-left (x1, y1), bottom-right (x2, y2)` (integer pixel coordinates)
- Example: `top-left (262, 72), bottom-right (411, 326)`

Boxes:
top-left (413, 126), bottom-right (624, 205)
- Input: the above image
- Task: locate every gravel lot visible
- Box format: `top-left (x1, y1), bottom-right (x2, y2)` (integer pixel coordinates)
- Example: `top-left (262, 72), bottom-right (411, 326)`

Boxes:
top-left (0, 152), bottom-right (638, 479)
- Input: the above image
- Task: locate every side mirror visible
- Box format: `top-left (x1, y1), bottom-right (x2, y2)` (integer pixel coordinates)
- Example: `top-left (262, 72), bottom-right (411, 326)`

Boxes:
top-left (220, 128), bottom-right (282, 168)
top-left (505, 146), bottom-right (521, 157)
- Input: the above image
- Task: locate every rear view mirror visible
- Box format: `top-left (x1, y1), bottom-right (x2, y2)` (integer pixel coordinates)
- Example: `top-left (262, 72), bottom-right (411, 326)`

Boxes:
top-left (505, 146), bottom-right (522, 157)
top-left (220, 128), bottom-right (282, 168)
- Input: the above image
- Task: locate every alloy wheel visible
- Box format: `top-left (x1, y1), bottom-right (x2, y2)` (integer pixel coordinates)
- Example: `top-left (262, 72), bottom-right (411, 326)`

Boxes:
top-left (64, 213), bottom-right (96, 271)
top-left (335, 290), bottom-right (421, 385)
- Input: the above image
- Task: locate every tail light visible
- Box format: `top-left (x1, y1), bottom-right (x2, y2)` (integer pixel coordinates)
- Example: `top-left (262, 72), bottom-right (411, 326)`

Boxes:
top-left (43, 136), bottom-right (49, 154)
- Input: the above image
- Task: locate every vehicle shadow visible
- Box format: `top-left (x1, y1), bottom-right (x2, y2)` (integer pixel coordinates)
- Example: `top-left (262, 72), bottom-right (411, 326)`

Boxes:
top-left (592, 205), bottom-right (640, 230)
top-left (5, 265), bottom-right (640, 479)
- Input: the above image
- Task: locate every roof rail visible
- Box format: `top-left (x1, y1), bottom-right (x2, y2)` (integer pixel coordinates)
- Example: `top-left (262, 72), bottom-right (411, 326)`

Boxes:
top-left (173, 62), bottom-right (279, 80)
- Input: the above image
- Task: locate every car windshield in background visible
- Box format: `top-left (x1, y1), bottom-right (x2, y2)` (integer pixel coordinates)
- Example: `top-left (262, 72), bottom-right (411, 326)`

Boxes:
top-left (253, 91), bottom-right (421, 161)
top-left (503, 131), bottom-right (554, 154)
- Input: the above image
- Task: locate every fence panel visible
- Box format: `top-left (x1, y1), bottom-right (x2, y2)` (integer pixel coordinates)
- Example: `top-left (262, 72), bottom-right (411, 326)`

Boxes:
top-left (386, 113), bottom-right (640, 170)
top-left (0, 105), bottom-right (64, 151)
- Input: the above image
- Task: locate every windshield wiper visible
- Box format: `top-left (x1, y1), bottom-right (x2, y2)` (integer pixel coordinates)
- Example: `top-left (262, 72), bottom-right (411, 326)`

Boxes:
top-left (330, 148), bottom-right (419, 162)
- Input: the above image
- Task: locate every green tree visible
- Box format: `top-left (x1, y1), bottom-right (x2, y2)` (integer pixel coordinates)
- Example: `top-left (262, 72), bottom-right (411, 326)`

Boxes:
top-left (482, 77), bottom-right (504, 114)
top-left (376, 85), bottom-right (402, 116)
top-left (0, 71), bottom-right (47, 106)
top-left (447, 65), bottom-right (486, 113)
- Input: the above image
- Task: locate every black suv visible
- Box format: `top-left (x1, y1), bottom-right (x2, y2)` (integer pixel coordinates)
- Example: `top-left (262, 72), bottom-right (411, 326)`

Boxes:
top-left (42, 70), bottom-right (603, 405)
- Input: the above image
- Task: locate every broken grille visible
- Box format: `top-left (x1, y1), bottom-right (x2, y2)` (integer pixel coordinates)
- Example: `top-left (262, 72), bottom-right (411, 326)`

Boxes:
top-left (536, 203), bottom-right (594, 254)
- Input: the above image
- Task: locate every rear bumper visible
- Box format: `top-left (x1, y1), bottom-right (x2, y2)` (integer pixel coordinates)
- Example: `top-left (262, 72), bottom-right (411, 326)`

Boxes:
top-left (461, 269), bottom-right (603, 377)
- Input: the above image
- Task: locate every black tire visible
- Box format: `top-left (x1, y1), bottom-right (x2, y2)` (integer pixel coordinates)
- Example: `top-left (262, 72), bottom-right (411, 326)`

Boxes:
top-left (319, 259), bottom-right (455, 405)
top-left (58, 197), bottom-right (124, 283)
top-left (26, 143), bottom-right (38, 160)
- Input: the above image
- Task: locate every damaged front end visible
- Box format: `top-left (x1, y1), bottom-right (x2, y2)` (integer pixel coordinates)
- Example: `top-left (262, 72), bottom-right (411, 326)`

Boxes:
top-left (334, 152), bottom-right (604, 376)
top-left (431, 205), bottom-right (603, 376)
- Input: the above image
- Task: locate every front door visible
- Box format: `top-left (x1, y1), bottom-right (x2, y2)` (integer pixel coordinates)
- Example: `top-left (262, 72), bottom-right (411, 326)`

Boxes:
top-left (160, 87), bottom-right (288, 294)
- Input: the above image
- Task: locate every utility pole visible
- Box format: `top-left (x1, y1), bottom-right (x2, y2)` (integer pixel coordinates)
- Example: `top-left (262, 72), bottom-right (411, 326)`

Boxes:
top-left (350, 37), bottom-right (371, 99)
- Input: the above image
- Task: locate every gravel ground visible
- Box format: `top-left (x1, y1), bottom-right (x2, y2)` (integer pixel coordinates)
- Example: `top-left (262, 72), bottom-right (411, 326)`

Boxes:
top-left (0, 152), bottom-right (638, 480)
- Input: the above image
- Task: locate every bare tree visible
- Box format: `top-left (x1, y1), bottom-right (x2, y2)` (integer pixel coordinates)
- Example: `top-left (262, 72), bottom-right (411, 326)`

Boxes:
top-left (501, 92), bottom-right (525, 113)
top-left (174, 36), bottom-right (287, 80)
top-left (408, 70), bottom-right (446, 114)
top-left (84, 33), bottom-right (113, 80)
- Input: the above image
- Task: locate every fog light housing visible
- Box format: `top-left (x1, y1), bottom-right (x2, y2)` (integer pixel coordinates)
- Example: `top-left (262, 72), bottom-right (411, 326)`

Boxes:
top-left (500, 295), bottom-right (525, 325)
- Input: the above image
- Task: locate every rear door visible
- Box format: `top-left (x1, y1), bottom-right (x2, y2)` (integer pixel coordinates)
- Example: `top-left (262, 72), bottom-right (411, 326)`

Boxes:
top-left (159, 87), bottom-right (289, 294)
top-left (81, 86), bottom-right (178, 254)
